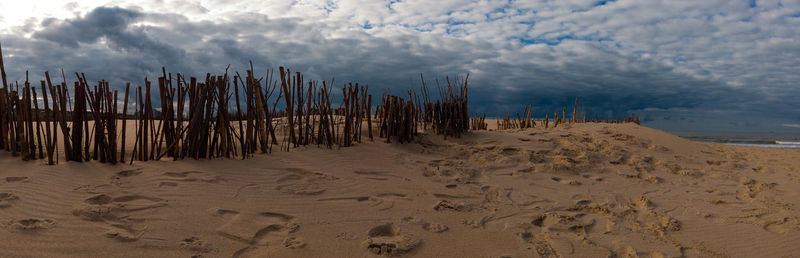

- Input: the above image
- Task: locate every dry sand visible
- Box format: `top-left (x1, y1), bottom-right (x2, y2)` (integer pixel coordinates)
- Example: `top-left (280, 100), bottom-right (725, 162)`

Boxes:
top-left (1, 122), bottom-right (799, 257)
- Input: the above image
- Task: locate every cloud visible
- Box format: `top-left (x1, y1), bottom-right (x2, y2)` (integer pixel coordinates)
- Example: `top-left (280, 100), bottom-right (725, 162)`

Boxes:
top-left (0, 1), bottom-right (798, 132)
top-left (34, 7), bottom-right (141, 48)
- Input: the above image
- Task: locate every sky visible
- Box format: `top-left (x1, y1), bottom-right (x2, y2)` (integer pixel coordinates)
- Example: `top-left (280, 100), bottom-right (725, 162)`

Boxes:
top-left (0, 0), bottom-right (798, 133)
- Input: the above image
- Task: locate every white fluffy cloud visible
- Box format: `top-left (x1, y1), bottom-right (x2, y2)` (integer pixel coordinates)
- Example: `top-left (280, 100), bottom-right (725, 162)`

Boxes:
top-left (0, 0), bottom-right (798, 131)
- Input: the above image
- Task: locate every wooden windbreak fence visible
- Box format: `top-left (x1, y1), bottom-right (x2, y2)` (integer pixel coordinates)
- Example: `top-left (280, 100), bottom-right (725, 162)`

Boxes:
top-left (0, 42), bottom-right (476, 165)
top-left (493, 98), bottom-right (640, 130)
top-left (375, 73), bottom-right (470, 142)
top-left (0, 42), bottom-right (640, 165)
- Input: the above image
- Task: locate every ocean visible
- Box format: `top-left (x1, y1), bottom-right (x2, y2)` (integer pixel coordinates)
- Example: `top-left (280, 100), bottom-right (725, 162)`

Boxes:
top-left (671, 131), bottom-right (800, 149)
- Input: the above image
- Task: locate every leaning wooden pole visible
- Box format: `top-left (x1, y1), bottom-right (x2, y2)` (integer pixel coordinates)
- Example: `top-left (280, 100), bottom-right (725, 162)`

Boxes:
top-left (572, 98), bottom-right (578, 123)
top-left (71, 81), bottom-right (84, 162)
top-left (120, 83), bottom-right (130, 163)
top-left (0, 42), bottom-right (8, 151)
top-left (279, 67), bottom-right (294, 151)
top-left (0, 42), bottom-right (8, 93)
top-left (32, 86), bottom-right (44, 159)
top-left (367, 94), bottom-right (373, 141)
top-left (40, 81), bottom-right (54, 165)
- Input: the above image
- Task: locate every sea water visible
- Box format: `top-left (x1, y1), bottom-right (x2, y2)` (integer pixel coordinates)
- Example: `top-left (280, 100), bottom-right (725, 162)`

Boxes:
top-left (671, 131), bottom-right (800, 149)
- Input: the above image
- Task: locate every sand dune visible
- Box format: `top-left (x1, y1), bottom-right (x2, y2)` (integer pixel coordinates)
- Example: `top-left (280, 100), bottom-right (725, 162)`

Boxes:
top-left (1, 123), bottom-right (799, 257)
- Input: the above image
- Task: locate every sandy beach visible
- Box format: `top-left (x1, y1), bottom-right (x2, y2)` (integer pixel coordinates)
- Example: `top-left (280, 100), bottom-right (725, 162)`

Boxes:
top-left (2, 0), bottom-right (799, 257)
top-left (1, 122), bottom-right (799, 257)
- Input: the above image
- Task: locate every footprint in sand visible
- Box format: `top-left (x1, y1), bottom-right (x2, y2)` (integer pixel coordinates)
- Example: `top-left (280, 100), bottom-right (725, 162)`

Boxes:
top-left (73, 184), bottom-right (116, 194)
top-left (316, 196), bottom-right (387, 210)
top-left (158, 182), bottom-right (178, 187)
top-left (116, 168), bottom-right (143, 177)
top-left (84, 194), bottom-right (113, 205)
top-left (354, 170), bottom-right (411, 181)
top-left (214, 209), bottom-right (303, 257)
top-left (104, 223), bottom-right (146, 242)
top-left (612, 133), bottom-right (634, 141)
top-left (530, 211), bottom-right (597, 234)
top-left (402, 216), bottom-right (448, 233)
top-left (580, 174), bottom-right (604, 182)
top-left (0, 192), bottom-right (20, 208)
top-left (509, 167), bottom-right (535, 177)
top-left (377, 193), bottom-right (409, 199)
top-left (519, 230), bottom-right (612, 257)
top-left (233, 184), bottom-right (261, 199)
top-left (361, 223), bottom-right (421, 256)
top-left (164, 171), bottom-right (202, 178)
top-left (335, 232), bottom-right (359, 240)
top-left (3, 218), bottom-right (56, 231)
top-left (4, 176), bottom-right (29, 183)
top-left (275, 168), bottom-right (337, 196)
top-left (317, 196), bottom-right (371, 202)
top-left (161, 171), bottom-right (225, 184)
top-left (79, 193), bottom-right (166, 213)
top-left (180, 236), bottom-right (216, 254)
top-left (317, 193), bottom-right (409, 211)
top-left (551, 177), bottom-right (582, 186)
top-left (375, 193), bottom-right (412, 211)
top-left (433, 193), bottom-right (479, 199)
top-left (281, 237), bottom-right (306, 249)
top-left (763, 218), bottom-right (795, 234)
top-left (73, 193), bottom-right (167, 242)
top-left (211, 208), bottom-right (240, 217)
top-left (433, 199), bottom-right (473, 212)
top-left (519, 232), bottom-right (557, 256)
top-left (423, 163), bottom-right (484, 185)
top-left (110, 168), bottom-right (143, 186)
top-left (627, 197), bottom-right (681, 235)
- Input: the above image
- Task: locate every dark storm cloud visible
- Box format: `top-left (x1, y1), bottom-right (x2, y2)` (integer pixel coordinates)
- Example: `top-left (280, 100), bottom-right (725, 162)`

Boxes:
top-left (34, 7), bottom-right (142, 48)
top-left (32, 7), bottom-right (187, 72)
top-left (0, 2), bottom-right (798, 132)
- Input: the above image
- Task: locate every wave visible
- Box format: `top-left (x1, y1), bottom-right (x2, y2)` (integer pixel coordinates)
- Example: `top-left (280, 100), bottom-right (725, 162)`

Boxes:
top-left (675, 131), bottom-right (800, 149)
top-left (726, 143), bottom-right (800, 149)
top-left (682, 137), bottom-right (777, 144)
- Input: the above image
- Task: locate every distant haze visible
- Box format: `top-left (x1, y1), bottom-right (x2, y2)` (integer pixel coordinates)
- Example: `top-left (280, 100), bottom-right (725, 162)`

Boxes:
top-left (1, 0), bottom-right (798, 132)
